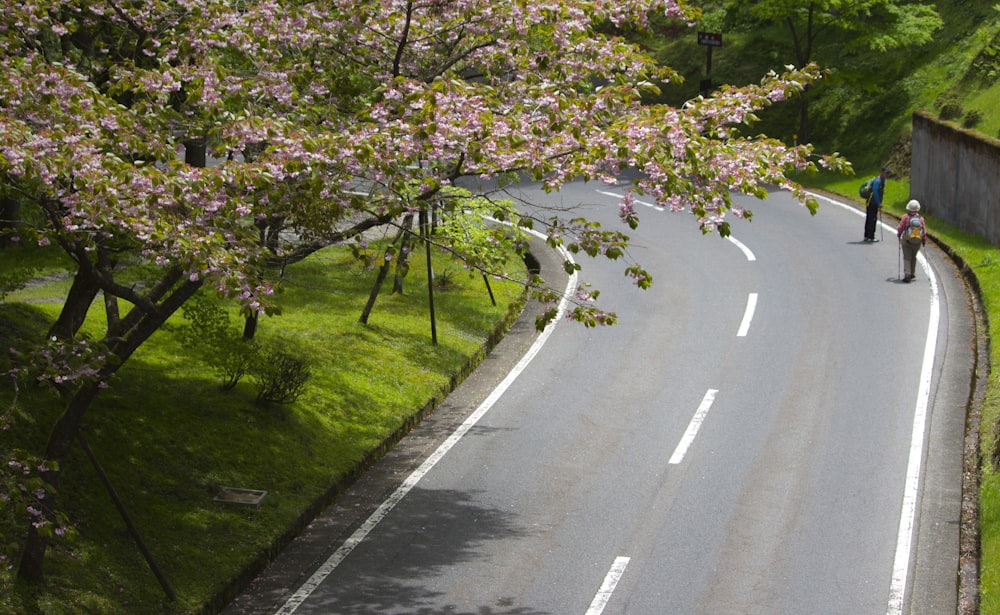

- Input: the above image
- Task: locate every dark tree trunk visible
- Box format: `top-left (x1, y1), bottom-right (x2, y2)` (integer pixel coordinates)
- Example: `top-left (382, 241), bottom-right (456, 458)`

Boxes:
top-left (359, 221), bottom-right (410, 324)
top-left (392, 214), bottom-right (416, 294)
top-left (797, 92), bottom-right (810, 144)
top-left (17, 382), bottom-right (100, 583)
top-left (21, 123), bottom-right (212, 582)
top-left (242, 214), bottom-right (284, 341)
top-left (243, 312), bottom-right (258, 340)
top-left (781, 5), bottom-right (814, 145)
top-left (359, 247), bottom-right (395, 325)
top-left (47, 270), bottom-right (100, 339)
top-left (184, 137), bottom-right (206, 168)
top-left (18, 277), bottom-right (203, 583)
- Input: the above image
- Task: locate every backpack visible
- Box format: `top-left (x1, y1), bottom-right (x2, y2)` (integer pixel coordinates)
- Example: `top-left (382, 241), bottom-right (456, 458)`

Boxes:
top-left (906, 214), bottom-right (923, 243)
top-left (859, 178), bottom-right (876, 200)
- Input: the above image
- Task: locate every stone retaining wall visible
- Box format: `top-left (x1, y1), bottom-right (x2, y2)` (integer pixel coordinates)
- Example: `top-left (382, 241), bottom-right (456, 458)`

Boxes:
top-left (911, 110), bottom-right (1000, 245)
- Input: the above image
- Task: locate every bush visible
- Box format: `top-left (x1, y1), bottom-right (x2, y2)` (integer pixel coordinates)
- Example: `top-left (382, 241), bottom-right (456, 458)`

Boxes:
top-left (250, 349), bottom-right (311, 405)
top-left (180, 293), bottom-right (257, 390)
top-left (939, 101), bottom-right (964, 121)
top-left (0, 267), bottom-right (33, 302)
top-left (963, 108), bottom-right (983, 128)
top-left (434, 269), bottom-right (457, 289)
top-left (214, 339), bottom-right (258, 391)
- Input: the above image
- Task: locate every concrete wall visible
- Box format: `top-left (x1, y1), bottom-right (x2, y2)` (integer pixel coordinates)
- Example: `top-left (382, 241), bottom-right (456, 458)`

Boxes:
top-left (911, 110), bottom-right (1000, 245)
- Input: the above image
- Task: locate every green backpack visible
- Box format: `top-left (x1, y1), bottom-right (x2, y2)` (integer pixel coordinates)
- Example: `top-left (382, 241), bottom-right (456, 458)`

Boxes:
top-left (859, 178), bottom-right (875, 200)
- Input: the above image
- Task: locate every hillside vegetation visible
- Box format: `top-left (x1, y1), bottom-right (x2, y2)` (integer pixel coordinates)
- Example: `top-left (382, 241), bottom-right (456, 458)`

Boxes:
top-left (641, 0), bottom-right (1000, 171)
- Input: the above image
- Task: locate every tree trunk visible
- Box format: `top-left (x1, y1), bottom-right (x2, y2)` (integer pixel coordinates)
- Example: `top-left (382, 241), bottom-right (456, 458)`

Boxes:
top-left (797, 92), bottom-right (810, 145)
top-left (783, 8), bottom-right (813, 145)
top-left (359, 247), bottom-right (394, 325)
top-left (47, 270), bottom-right (100, 339)
top-left (18, 277), bottom-right (203, 583)
top-left (360, 222), bottom-right (409, 324)
top-left (17, 382), bottom-right (101, 583)
top-left (392, 214), bottom-right (415, 294)
top-left (243, 312), bottom-right (258, 340)
top-left (184, 137), bottom-right (206, 168)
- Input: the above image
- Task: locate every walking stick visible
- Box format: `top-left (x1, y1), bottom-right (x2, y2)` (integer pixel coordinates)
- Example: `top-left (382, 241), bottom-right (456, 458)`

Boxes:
top-left (879, 207), bottom-right (884, 242)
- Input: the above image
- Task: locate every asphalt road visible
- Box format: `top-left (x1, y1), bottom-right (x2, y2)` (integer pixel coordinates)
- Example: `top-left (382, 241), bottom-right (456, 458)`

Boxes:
top-left (222, 182), bottom-right (976, 615)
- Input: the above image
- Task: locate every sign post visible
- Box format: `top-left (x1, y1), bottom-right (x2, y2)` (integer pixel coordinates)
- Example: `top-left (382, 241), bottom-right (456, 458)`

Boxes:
top-left (697, 32), bottom-right (722, 95)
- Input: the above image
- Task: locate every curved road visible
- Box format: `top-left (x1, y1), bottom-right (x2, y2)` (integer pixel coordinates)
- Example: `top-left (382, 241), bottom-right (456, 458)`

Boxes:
top-left (224, 181), bottom-right (975, 615)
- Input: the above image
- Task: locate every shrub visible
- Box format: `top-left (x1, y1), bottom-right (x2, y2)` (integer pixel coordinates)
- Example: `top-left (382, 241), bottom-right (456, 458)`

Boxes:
top-left (434, 269), bottom-right (457, 289)
top-left (180, 293), bottom-right (258, 390)
top-left (939, 101), bottom-right (964, 121)
top-left (963, 108), bottom-right (983, 128)
top-left (214, 339), bottom-right (258, 391)
top-left (250, 349), bottom-right (311, 405)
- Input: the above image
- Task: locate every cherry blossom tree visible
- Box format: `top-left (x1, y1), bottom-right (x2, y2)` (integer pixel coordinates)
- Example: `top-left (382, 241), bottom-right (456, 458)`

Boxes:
top-left (0, 0), bottom-right (847, 584)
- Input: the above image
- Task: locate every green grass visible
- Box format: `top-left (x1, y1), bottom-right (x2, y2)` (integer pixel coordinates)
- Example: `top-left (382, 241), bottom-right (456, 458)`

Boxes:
top-left (985, 471), bottom-right (1000, 609)
top-left (0, 243), bottom-right (527, 614)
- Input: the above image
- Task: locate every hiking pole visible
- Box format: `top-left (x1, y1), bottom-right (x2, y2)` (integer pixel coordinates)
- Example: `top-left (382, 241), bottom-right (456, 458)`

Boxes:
top-left (879, 207), bottom-right (884, 241)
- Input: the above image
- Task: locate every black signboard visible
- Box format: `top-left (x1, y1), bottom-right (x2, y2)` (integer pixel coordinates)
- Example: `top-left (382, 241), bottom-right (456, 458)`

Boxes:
top-left (697, 32), bottom-right (722, 47)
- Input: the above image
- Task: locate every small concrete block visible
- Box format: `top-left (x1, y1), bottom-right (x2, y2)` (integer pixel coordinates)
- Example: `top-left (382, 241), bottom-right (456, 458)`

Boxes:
top-left (214, 487), bottom-right (267, 506)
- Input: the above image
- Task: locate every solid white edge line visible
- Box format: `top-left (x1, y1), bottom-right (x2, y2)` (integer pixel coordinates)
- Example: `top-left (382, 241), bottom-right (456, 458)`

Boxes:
top-left (595, 189), bottom-right (663, 210)
top-left (596, 189), bottom-right (759, 266)
top-left (596, 189), bottom-right (758, 265)
top-left (803, 191), bottom-right (941, 614)
top-left (806, 190), bottom-right (897, 237)
top-left (886, 248), bottom-right (940, 615)
top-left (668, 389), bottom-right (719, 465)
top-left (584, 556), bottom-right (631, 615)
top-left (726, 235), bottom-right (757, 261)
top-left (737, 293), bottom-right (758, 337)
top-left (274, 229), bottom-right (577, 615)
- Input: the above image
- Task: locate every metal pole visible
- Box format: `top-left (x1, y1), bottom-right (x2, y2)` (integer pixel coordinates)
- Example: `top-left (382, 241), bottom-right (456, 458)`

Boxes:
top-left (421, 208), bottom-right (437, 345)
top-left (702, 46), bottom-right (713, 96)
top-left (482, 274), bottom-right (496, 306)
top-left (77, 431), bottom-right (176, 601)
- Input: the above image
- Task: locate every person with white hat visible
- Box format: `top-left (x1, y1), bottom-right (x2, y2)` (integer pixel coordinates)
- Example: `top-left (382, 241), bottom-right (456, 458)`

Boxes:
top-left (896, 199), bottom-right (927, 282)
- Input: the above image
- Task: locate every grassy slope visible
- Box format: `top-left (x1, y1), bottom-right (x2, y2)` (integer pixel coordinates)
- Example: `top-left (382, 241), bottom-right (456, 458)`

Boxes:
top-left (0, 244), bottom-right (527, 614)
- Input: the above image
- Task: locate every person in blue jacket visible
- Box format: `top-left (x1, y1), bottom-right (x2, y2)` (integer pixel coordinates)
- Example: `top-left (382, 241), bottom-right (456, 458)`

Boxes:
top-left (864, 166), bottom-right (889, 242)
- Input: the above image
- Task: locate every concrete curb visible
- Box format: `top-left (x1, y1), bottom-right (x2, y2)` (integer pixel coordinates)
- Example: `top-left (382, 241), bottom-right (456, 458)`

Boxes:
top-left (926, 235), bottom-right (986, 615)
